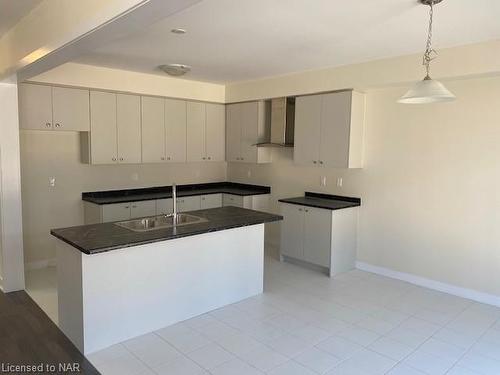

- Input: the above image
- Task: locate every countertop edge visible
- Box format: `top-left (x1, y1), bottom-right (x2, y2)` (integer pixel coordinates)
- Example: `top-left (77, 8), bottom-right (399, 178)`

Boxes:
top-left (278, 198), bottom-right (361, 210)
top-left (51, 214), bottom-right (283, 255)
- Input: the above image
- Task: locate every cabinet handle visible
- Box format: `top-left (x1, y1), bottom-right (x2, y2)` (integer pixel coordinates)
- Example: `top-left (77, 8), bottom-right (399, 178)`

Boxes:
top-left (112, 157), bottom-right (117, 161)
top-left (124, 206), bottom-right (129, 209)
top-left (207, 156), bottom-right (211, 160)
top-left (119, 157), bottom-right (124, 161)
top-left (167, 157), bottom-right (171, 160)
top-left (161, 157), bottom-right (165, 161)
top-left (298, 208), bottom-right (303, 211)
top-left (132, 205), bottom-right (136, 208)
top-left (319, 161), bottom-right (324, 165)
top-left (202, 197), bottom-right (205, 200)
top-left (55, 123), bottom-right (61, 128)
top-left (313, 160), bottom-right (317, 164)
top-left (305, 209), bottom-right (309, 212)
top-left (45, 123), bottom-right (51, 128)
top-left (202, 157), bottom-right (206, 160)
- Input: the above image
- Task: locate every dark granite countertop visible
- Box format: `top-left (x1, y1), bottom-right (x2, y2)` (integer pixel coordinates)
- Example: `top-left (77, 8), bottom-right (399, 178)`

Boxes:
top-left (82, 182), bottom-right (271, 205)
top-left (51, 206), bottom-right (282, 255)
top-left (279, 192), bottom-right (361, 210)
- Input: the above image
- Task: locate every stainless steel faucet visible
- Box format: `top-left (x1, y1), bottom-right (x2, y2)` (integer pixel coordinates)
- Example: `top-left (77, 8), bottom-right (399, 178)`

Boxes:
top-left (172, 183), bottom-right (177, 220)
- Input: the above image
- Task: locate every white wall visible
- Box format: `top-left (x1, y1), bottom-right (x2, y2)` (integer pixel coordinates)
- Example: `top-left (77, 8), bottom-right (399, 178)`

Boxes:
top-left (20, 130), bottom-right (226, 266)
top-left (31, 63), bottom-right (226, 103)
top-left (228, 75), bottom-right (500, 298)
top-left (0, 82), bottom-right (25, 292)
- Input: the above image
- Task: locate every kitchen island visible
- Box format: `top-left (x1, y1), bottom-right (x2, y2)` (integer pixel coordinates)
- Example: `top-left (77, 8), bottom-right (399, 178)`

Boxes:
top-left (51, 206), bottom-right (282, 355)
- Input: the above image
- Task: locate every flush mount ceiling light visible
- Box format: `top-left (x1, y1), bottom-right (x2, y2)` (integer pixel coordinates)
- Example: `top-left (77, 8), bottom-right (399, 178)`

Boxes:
top-left (171, 28), bottom-right (187, 34)
top-left (159, 63), bottom-right (191, 76)
top-left (398, 0), bottom-right (456, 104)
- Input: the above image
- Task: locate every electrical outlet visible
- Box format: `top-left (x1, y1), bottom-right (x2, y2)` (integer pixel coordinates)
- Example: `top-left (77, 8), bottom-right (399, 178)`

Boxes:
top-left (49, 177), bottom-right (56, 187)
top-left (336, 177), bottom-right (343, 187)
top-left (320, 176), bottom-right (327, 187)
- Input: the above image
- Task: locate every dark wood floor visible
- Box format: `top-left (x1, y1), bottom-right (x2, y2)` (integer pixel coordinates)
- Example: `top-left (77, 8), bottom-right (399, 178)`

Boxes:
top-left (0, 289), bottom-right (99, 374)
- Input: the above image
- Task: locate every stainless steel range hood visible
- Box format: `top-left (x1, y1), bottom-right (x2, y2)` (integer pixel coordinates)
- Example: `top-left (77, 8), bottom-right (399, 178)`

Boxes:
top-left (254, 97), bottom-right (295, 147)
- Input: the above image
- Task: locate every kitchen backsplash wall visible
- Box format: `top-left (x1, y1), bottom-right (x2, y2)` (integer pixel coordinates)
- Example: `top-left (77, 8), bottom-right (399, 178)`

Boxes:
top-left (20, 130), bottom-right (226, 266)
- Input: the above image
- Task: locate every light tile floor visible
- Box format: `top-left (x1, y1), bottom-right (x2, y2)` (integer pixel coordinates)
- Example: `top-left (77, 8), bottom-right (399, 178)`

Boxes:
top-left (84, 257), bottom-right (500, 375)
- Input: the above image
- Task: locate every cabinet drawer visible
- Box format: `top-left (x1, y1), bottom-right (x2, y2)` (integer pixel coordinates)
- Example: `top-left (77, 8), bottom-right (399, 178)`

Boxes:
top-left (222, 194), bottom-right (244, 207)
top-left (130, 200), bottom-right (156, 218)
top-left (102, 203), bottom-right (131, 222)
top-left (156, 198), bottom-right (173, 215)
top-left (200, 194), bottom-right (222, 209)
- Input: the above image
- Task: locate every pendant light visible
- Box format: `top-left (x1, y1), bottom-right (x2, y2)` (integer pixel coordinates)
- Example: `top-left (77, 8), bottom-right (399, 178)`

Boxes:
top-left (398, 0), bottom-right (456, 104)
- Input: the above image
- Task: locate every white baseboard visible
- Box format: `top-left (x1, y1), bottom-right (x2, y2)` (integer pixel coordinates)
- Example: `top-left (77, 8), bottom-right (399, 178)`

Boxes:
top-left (356, 261), bottom-right (500, 308)
top-left (25, 258), bottom-right (56, 271)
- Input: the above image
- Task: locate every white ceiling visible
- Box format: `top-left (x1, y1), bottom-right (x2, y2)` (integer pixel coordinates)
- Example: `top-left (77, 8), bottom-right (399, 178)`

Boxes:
top-left (0, 0), bottom-right (41, 37)
top-left (74, 0), bottom-right (500, 83)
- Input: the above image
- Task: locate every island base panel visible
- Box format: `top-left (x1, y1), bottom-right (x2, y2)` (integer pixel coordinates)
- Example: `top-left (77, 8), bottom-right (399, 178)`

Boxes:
top-left (57, 224), bottom-right (265, 354)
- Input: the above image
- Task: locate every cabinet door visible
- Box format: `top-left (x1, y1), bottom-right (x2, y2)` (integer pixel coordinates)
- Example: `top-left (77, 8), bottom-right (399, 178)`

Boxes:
top-left (156, 198), bottom-right (173, 215)
top-left (205, 103), bottom-right (226, 162)
top-left (90, 91), bottom-right (117, 164)
top-left (18, 83), bottom-right (53, 130)
top-left (280, 204), bottom-right (304, 259)
top-left (117, 94), bottom-right (142, 164)
top-left (240, 102), bottom-right (259, 163)
top-left (102, 203), bottom-right (131, 222)
top-left (130, 200), bottom-right (156, 218)
top-left (52, 87), bottom-right (90, 131)
top-left (222, 194), bottom-right (244, 208)
top-left (165, 98), bottom-right (187, 163)
top-left (303, 207), bottom-right (331, 267)
top-left (200, 194), bottom-right (222, 209)
top-left (141, 96), bottom-right (165, 163)
top-left (225, 104), bottom-right (241, 162)
top-left (319, 91), bottom-right (351, 168)
top-left (176, 196), bottom-right (201, 212)
top-left (186, 102), bottom-right (206, 162)
top-left (294, 95), bottom-right (322, 166)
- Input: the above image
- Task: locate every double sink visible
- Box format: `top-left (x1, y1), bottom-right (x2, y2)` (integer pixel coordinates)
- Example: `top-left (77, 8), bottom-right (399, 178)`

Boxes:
top-left (116, 213), bottom-right (207, 232)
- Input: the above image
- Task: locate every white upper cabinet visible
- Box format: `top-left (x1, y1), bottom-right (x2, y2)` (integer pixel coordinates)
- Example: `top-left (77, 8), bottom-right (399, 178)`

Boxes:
top-left (225, 101), bottom-right (271, 163)
top-left (187, 102), bottom-right (226, 162)
top-left (205, 103), bottom-right (226, 162)
top-left (186, 102), bottom-right (206, 162)
top-left (52, 87), bottom-right (90, 131)
top-left (165, 98), bottom-right (187, 162)
top-left (89, 91), bottom-right (117, 164)
top-left (294, 90), bottom-right (365, 168)
top-left (141, 96), bottom-right (166, 163)
top-left (19, 83), bottom-right (90, 131)
top-left (87, 91), bottom-right (141, 165)
top-left (116, 94), bottom-right (142, 164)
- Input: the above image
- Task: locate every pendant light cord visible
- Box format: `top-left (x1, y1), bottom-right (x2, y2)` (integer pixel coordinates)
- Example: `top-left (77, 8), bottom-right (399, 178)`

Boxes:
top-left (422, 0), bottom-right (436, 78)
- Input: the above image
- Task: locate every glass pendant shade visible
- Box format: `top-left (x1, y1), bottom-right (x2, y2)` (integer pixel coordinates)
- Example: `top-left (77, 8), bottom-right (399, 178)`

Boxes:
top-left (398, 75), bottom-right (456, 104)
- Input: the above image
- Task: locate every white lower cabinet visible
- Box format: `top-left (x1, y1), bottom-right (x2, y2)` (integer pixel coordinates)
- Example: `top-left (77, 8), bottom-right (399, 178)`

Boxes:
top-left (130, 200), bottom-right (156, 218)
top-left (156, 198), bottom-right (173, 215)
top-left (101, 203), bottom-right (132, 222)
top-left (176, 196), bottom-right (201, 212)
top-left (222, 194), bottom-right (270, 210)
top-left (280, 203), bottom-right (358, 276)
top-left (200, 194), bottom-right (222, 209)
top-left (222, 194), bottom-right (244, 208)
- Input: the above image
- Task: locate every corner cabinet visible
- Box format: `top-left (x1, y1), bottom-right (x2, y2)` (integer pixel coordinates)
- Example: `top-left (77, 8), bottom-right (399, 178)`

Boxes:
top-left (280, 203), bottom-right (358, 276)
top-left (226, 101), bottom-right (271, 163)
top-left (294, 90), bottom-right (365, 168)
top-left (82, 91), bottom-right (141, 165)
top-left (19, 83), bottom-right (90, 131)
top-left (187, 102), bottom-right (225, 162)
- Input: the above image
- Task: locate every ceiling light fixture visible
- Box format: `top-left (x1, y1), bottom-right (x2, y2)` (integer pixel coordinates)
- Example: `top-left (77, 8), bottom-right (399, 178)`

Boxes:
top-left (398, 0), bottom-right (456, 104)
top-left (171, 28), bottom-right (187, 34)
top-left (158, 64), bottom-right (191, 76)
